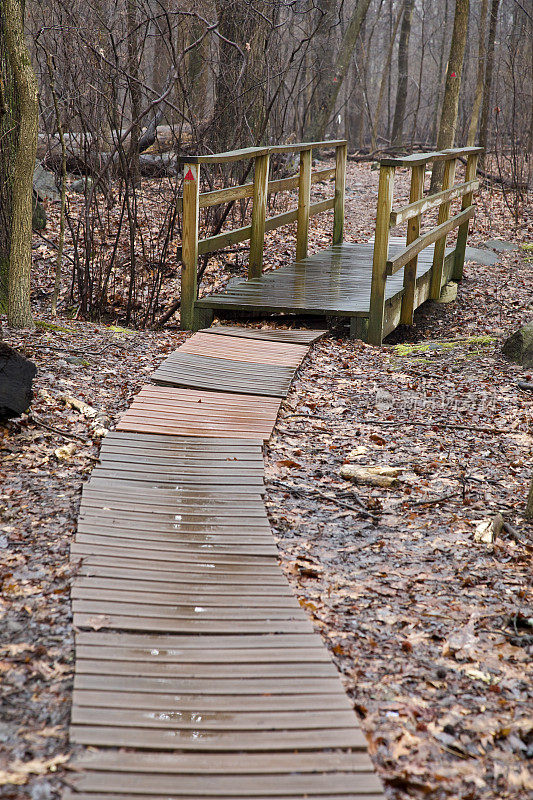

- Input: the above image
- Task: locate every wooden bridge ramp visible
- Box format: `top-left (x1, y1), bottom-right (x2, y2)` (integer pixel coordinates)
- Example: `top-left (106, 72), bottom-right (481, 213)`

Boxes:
top-left (65, 326), bottom-right (386, 800)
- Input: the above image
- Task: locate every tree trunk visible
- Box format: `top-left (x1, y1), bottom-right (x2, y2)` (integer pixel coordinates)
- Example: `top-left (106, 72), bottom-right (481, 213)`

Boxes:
top-left (211, 0), bottom-right (268, 152)
top-left (430, 0), bottom-right (470, 192)
top-left (3, 0), bottom-right (38, 329)
top-left (467, 0), bottom-right (488, 145)
top-left (372, 1), bottom-right (404, 151)
top-left (126, 0), bottom-right (142, 185)
top-left (478, 0), bottom-right (500, 167)
top-left (430, 0), bottom-right (449, 144)
top-left (0, 4), bottom-right (17, 312)
top-left (305, 0), bottom-right (372, 142)
top-left (391, 0), bottom-right (415, 147)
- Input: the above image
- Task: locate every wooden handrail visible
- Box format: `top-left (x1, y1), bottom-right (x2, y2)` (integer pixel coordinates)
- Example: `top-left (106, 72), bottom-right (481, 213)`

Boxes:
top-left (367, 147), bottom-right (483, 345)
top-left (386, 206), bottom-right (475, 275)
top-left (176, 167), bottom-right (337, 212)
top-left (177, 140), bottom-right (347, 164)
top-left (380, 146), bottom-right (483, 168)
top-left (390, 179), bottom-right (480, 225)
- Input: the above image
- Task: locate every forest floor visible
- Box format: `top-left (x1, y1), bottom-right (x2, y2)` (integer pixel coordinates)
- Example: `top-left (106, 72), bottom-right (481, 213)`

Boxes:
top-left (0, 162), bottom-right (532, 799)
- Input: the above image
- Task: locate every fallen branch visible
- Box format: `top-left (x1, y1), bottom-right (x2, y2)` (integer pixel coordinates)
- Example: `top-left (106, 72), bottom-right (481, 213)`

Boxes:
top-left (268, 478), bottom-right (378, 522)
top-left (363, 419), bottom-right (508, 435)
top-left (28, 414), bottom-right (86, 441)
top-left (501, 520), bottom-right (530, 546)
top-left (408, 492), bottom-right (457, 507)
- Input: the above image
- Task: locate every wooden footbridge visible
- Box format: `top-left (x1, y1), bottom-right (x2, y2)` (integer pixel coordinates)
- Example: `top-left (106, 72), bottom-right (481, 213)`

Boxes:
top-left (177, 142), bottom-right (481, 343)
top-left (65, 144), bottom-right (482, 798)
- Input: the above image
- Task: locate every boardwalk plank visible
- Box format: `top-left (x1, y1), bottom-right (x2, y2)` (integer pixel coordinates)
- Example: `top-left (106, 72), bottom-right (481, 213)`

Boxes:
top-left (70, 725), bottom-right (366, 750)
top-left (68, 771), bottom-right (383, 795)
top-left (67, 324), bottom-right (386, 799)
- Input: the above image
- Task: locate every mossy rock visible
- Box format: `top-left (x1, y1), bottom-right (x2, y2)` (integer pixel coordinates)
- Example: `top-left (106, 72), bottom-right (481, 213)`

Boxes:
top-left (35, 320), bottom-right (74, 333)
top-left (393, 335), bottom-right (494, 358)
top-left (501, 320), bottom-right (533, 368)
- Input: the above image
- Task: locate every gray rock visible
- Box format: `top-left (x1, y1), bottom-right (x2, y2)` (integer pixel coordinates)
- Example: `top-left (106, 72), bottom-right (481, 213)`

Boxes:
top-left (502, 320), bottom-right (533, 368)
top-left (71, 176), bottom-right (93, 194)
top-left (33, 160), bottom-right (60, 201)
top-left (482, 239), bottom-right (517, 253)
top-left (464, 246), bottom-right (499, 266)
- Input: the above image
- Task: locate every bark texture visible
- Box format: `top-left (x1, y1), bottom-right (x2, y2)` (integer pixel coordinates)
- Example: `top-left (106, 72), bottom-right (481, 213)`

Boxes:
top-left (305, 0), bottom-right (372, 142)
top-left (430, 0), bottom-right (470, 191)
top-left (478, 0), bottom-right (500, 166)
top-left (467, 0), bottom-right (488, 145)
top-left (391, 0), bottom-right (415, 147)
top-left (3, 0), bottom-right (38, 328)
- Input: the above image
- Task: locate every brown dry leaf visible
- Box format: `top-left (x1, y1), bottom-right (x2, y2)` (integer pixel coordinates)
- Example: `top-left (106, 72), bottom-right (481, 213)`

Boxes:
top-left (0, 754), bottom-right (69, 786)
top-left (507, 766), bottom-right (533, 792)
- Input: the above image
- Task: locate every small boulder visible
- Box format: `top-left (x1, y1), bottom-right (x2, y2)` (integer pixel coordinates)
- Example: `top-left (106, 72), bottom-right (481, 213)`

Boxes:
top-left (0, 344), bottom-right (37, 419)
top-left (502, 320), bottom-right (533, 368)
top-left (438, 282), bottom-right (458, 303)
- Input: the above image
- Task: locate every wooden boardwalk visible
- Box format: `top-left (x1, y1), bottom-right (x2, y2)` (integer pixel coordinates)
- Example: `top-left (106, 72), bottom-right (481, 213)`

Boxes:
top-left (65, 326), bottom-right (386, 800)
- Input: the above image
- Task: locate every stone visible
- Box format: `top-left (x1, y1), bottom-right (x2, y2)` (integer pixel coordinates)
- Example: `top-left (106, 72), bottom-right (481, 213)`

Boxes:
top-left (502, 320), bottom-right (533, 368)
top-left (33, 160), bottom-right (60, 201)
top-left (463, 246), bottom-right (499, 266)
top-left (0, 344), bottom-right (37, 419)
top-left (71, 176), bottom-right (93, 194)
top-left (482, 239), bottom-right (517, 253)
top-left (438, 282), bottom-right (458, 303)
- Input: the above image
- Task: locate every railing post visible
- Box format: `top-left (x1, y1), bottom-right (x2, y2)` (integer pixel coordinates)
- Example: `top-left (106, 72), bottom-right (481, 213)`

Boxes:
top-left (296, 147), bottom-right (312, 261)
top-left (400, 164), bottom-right (425, 325)
top-left (333, 143), bottom-right (347, 245)
top-left (453, 152), bottom-right (479, 281)
top-left (180, 162), bottom-right (200, 331)
top-left (248, 152), bottom-right (270, 279)
top-left (368, 164), bottom-right (395, 345)
top-left (430, 157), bottom-right (457, 300)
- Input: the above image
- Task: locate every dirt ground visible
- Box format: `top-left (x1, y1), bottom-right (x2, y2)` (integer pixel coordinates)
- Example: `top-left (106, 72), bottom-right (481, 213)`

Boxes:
top-left (1, 162), bottom-right (531, 798)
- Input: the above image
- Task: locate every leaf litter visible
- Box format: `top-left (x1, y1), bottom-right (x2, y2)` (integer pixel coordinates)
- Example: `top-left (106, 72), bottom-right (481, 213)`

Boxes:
top-left (1, 161), bottom-right (532, 798)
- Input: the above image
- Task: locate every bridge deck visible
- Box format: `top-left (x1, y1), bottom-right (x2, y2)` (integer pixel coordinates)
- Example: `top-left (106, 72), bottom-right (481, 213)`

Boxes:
top-left (196, 240), bottom-right (453, 338)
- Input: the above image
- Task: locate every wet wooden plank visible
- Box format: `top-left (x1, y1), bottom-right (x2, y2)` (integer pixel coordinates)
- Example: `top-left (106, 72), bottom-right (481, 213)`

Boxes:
top-left (73, 536), bottom-right (279, 559)
top-left (72, 690), bottom-right (349, 711)
top-left (76, 563), bottom-right (289, 586)
top-left (200, 326), bottom-right (327, 344)
top-left (177, 332), bottom-right (308, 367)
top-left (73, 615), bottom-right (313, 635)
top-left (76, 631), bottom-right (318, 649)
top-left (152, 354), bottom-right (295, 397)
top-left (195, 242), bottom-right (435, 317)
top-left (98, 432), bottom-right (264, 450)
top-left (71, 599), bottom-right (303, 621)
top-left (70, 725), bottom-right (366, 751)
top-left (73, 555), bottom-right (286, 578)
top-left (73, 674), bottom-right (345, 694)
top-left (71, 749), bottom-right (375, 774)
top-left (74, 641), bottom-right (328, 662)
top-left (68, 770), bottom-right (383, 796)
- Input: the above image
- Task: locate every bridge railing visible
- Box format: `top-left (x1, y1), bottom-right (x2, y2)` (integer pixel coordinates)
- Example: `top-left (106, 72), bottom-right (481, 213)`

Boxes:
top-left (367, 146), bottom-right (483, 345)
top-left (176, 141), bottom-right (348, 330)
